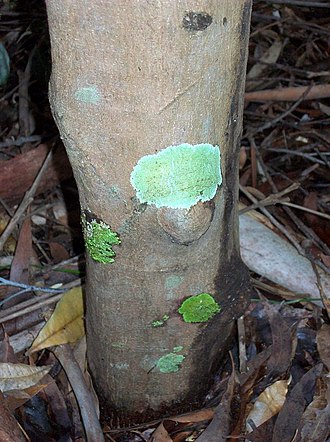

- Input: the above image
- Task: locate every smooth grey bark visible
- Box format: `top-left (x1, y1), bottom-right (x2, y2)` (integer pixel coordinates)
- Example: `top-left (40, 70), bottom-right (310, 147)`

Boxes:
top-left (46, 0), bottom-right (252, 423)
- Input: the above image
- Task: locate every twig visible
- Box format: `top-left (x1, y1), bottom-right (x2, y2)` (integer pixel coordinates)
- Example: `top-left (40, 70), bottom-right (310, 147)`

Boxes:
top-left (237, 316), bottom-right (247, 373)
top-left (0, 147), bottom-right (54, 251)
top-left (0, 276), bottom-right (65, 293)
top-left (265, 148), bottom-right (326, 165)
top-left (256, 154), bottom-right (330, 257)
top-left (18, 46), bottom-right (36, 137)
top-left (0, 135), bottom-right (42, 149)
top-left (53, 344), bottom-right (105, 442)
top-left (245, 83), bottom-right (330, 102)
top-left (311, 261), bottom-right (330, 315)
top-left (262, 0), bottom-right (330, 7)
top-left (251, 277), bottom-right (313, 300)
top-left (239, 182), bottom-right (299, 215)
top-left (240, 184), bottom-right (305, 255)
top-left (0, 279), bottom-right (81, 324)
top-left (239, 196), bottom-right (290, 214)
top-left (0, 277), bottom-right (64, 309)
top-left (279, 201), bottom-right (330, 221)
top-left (0, 293), bottom-right (63, 324)
top-left (251, 84), bottom-right (313, 135)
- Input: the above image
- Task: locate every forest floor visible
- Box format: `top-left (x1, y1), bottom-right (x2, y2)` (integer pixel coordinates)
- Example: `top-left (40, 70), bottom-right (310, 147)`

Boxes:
top-left (0, 1), bottom-right (329, 441)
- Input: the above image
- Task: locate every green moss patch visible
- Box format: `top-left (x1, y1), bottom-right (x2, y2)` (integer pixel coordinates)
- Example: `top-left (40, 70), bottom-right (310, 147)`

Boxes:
top-left (178, 293), bottom-right (221, 323)
top-left (82, 215), bottom-right (120, 264)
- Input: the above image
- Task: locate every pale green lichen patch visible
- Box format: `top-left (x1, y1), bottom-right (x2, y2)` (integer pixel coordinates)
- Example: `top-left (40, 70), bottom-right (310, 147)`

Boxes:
top-left (81, 214), bottom-right (120, 264)
top-left (157, 352), bottom-right (185, 373)
top-left (178, 293), bottom-right (221, 323)
top-left (152, 314), bottom-right (169, 328)
top-left (74, 85), bottom-right (101, 104)
top-left (130, 143), bottom-right (222, 209)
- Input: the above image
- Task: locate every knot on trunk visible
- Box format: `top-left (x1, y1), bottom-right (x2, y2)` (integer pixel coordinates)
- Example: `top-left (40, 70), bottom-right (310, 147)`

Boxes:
top-left (157, 202), bottom-right (213, 245)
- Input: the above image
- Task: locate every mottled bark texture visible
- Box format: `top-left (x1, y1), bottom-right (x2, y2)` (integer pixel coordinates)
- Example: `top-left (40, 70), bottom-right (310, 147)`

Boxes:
top-left (46, 0), bottom-right (252, 423)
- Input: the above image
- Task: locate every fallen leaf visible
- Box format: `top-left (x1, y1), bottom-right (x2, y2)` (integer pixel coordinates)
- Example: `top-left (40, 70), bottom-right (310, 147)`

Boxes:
top-left (0, 143), bottom-right (72, 204)
top-left (0, 392), bottom-right (26, 441)
top-left (246, 378), bottom-right (290, 432)
top-left (298, 378), bottom-right (330, 442)
top-left (316, 324), bottom-right (330, 370)
top-left (52, 201), bottom-right (69, 225)
top-left (0, 212), bottom-right (16, 255)
top-left (0, 362), bottom-right (50, 392)
top-left (272, 364), bottom-right (323, 442)
top-left (151, 409), bottom-right (215, 442)
top-left (0, 333), bottom-right (16, 363)
top-left (28, 286), bottom-right (84, 354)
top-left (195, 368), bottom-right (238, 442)
top-left (303, 192), bottom-right (319, 225)
top-left (49, 241), bottom-right (70, 263)
top-left (5, 383), bottom-right (49, 411)
top-left (262, 302), bottom-right (298, 383)
top-left (246, 38), bottom-right (283, 89)
top-left (9, 216), bottom-right (34, 284)
top-left (239, 213), bottom-right (330, 306)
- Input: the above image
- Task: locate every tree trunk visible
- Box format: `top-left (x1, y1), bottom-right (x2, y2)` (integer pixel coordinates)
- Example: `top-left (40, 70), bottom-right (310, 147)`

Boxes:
top-left (46, 0), bottom-right (252, 423)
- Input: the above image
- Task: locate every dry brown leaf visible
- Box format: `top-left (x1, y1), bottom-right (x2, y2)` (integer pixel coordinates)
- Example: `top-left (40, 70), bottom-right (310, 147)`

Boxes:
top-left (49, 241), bottom-right (70, 263)
top-left (316, 324), bottom-right (330, 371)
top-left (0, 362), bottom-right (50, 392)
top-left (246, 38), bottom-right (283, 88)
top-left (272, 364), bottom-right (322, 442)
top-left (246, 378), bottom-right (291, 432)
top-left (0, 333), bottom-right (16, 364)
top-left (0, 392), bottom-right (26, 441)
top-left (5, 383), bottom-right (49, 411)
top-left (151, 409), bottom-right (214, 442)
top-left (28, 286), bottom-right (84, 354)
top-left (298, 378), bottom-right (330, 442)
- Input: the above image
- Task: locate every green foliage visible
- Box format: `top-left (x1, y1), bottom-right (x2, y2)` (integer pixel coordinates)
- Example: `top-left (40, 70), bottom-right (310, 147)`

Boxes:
top-left (157, 352), bottom-right (185, 373)
top-left (178, 293), bottom-right (221, 323)
top-left (82, 216), bottom-right (121, 264)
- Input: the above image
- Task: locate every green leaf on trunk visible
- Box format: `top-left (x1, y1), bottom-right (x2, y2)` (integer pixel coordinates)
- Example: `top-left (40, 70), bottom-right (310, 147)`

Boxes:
top-left (178, 293), bottom-right (221, 323)
top-left (130, 143), bottom-right (222, 209)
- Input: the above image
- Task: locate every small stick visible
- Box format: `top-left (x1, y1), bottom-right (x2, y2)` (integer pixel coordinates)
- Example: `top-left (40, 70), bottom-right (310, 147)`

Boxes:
top-left (262, 0), bottom-right (330, 8)
top-left (237, 316), bottom-right (247, 373)
top-left (245, 83), bottom-right (330, 103)
top-left (0, 135), bottom-right (41, 149)
top-left (239, 184), bottom-right (305, 255)
top-left (0, 147), bottom-right (54, 251)
top-left (53, 344), bottom-right (105, 442)
top-left (251, 84), bottom-right (313, 134)
top-left (256, 154), bottom-right (330, 257)
top-left (279, 201), bottom-right (330, 221)
top-left (239, 182), bottom-right (300, 214)
top-left (0, 279), bottom-right (81, 324)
